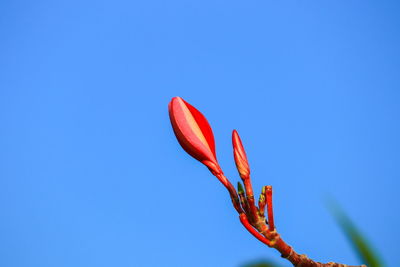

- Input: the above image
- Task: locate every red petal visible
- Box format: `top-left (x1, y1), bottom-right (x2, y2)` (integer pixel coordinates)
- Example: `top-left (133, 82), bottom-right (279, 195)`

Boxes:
top-left (181, 98), bottom-right (217, 159)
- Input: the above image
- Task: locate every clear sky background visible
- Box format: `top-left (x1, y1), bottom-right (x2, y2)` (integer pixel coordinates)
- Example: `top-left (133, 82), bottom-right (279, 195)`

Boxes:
top-left (1, 1), bottom-right (399, 267)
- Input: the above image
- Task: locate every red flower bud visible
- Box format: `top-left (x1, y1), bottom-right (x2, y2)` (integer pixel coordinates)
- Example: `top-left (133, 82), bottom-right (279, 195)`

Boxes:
top-left (232, 130), bottom-right (250, 179)
top-left (169, 97), bottom-right (222, 175)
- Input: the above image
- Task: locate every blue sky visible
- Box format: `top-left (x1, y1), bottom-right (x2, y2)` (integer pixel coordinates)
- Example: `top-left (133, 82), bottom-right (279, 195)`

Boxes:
top-left (1, 1), bottom-right (399, 266)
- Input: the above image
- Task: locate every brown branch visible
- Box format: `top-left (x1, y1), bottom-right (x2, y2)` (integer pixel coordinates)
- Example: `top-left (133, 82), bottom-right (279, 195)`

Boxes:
top-left (267, 230), bottom-right (366, 267)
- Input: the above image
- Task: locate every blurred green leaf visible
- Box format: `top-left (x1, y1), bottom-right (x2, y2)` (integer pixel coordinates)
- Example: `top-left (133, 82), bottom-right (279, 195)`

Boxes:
top-left (241, 259), bottom-right (283, 267)
top-left (327, 199), bottom-right (384, 267)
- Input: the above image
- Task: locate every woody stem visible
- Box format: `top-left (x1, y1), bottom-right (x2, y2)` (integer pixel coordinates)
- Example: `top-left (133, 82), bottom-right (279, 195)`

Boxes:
top-left (240, 213), bottom-right (366, 267)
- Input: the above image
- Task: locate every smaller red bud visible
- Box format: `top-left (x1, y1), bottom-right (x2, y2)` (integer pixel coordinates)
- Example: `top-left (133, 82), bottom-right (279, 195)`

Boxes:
top-left (232, 130), bottom-right (250, 179)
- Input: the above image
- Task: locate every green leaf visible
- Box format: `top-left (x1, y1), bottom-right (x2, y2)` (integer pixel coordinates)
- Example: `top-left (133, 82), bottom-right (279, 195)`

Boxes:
top-left (241, 259), bottom-right (282, 267)
top-left (237, 182), bottom-right (244, 194)
top-left (327, 199), bottom-right (384, 267)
